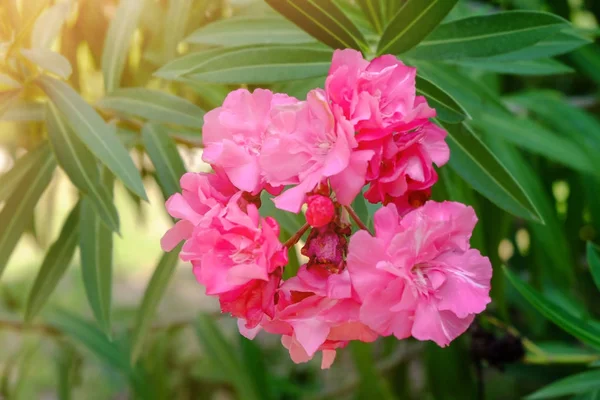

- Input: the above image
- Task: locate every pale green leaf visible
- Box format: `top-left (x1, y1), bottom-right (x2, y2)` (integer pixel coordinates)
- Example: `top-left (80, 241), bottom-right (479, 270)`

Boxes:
top-left (377, 0), bottom-right (458, 56)
top-left (0, 142), bottom-right (49, 202)
top-left (31, 1), bottom-right (71, 49)
top-left (101, 0), bottom-right (144, 93)
top-left (97, 88), bottom-right (204, 128)
top-left (162, 0), bottom-right (192, 61)
top-left (21, 49), bottom-right (72, 78)
top-left (46, 102), bottom-right (120, 232)
top-left (25, 202), bottom-right (80, 321)
top-left (0, 147), bottom-right (55, 276)
top-left (1, 101), bottom-right (44, 121)
top-left (37, 76), bottom-right (147, 200)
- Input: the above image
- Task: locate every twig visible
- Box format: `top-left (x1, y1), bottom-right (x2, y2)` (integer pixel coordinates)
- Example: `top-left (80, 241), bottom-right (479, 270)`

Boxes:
top-left (284, 223), bottom-right (310, 248)
top-left (344, 205), bottom-right (371, 233)
top-left (0, 319), bottom-right (63, 337)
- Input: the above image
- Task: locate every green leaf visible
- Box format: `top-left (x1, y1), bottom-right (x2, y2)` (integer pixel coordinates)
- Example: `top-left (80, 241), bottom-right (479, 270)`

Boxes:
top-left (350, 342), bottom-right (396, 400)
top-left (46, 102), bottom-right (120, 232)
top-left (416, 75), bottom-right (467, 123)
top-left (259, 191), bottom-right (305, 236)
top-left (130, 249), bottom-right (180, 364)
top-left (239, 337), bottom-right (273, 400)
top-left (451, 59), bottom-right (574, 76)
top-left (441, 122), bottom-right (543, 222)
top-left (570, 45), bottom-right (600, 86)
top-left (488, 31), bottom-right (590, 62)
top-left (0, 142), bottom-right (49, 202)
top-left (101, 0), bottom-right (144, 93)
top-left (184, 46), bottom-right (333, 84)
top-left (141, 124), bottom-right (186, 199)
top-left (1, 101), bottom-right (44, 121)
top-left (162, 0), bottom-right (193, 61)
top-left (25, 202), bottom-right (80, 321)
top-left (154, 47), bottom-right (237, 80)
top-left (357, 0), bottom-right (384, 34)
top-left (0, 147), bottom-right (55, 276)
top-left (265, 0), bottom-right (368, 51)
top-left (587, 242), bottom-right (600, 293)
top-left (20, 49), bottom-right (72, 79)
top-left (504, 266), bottom-right (600, 351)
top-left (377, 0), bottom-right (458, 56)
top-left (195, 315), bottom-right (262, 400)
top-left (37, 76), bottom-right (147, 200)
top-left (407, 11), bottom-right (568, 60)
top-left (185, 15), bottom-right (314, 46)
top-left (472, 112), bottom-right (595, 175)
top-left (97, 88), bottom-right (204, 128)
top-left (526, 370), bottom-right (600, 399)
top-left (79, 170), bottom-right (114, 335)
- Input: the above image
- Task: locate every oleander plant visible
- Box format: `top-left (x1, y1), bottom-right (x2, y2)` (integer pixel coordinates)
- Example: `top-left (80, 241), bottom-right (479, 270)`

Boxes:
top-left (1, 0), bottom-right (600, 399)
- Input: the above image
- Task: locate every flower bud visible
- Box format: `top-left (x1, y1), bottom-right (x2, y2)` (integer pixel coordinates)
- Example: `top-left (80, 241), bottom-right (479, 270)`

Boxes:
top-left (305, 195), bottom-right (335, 228)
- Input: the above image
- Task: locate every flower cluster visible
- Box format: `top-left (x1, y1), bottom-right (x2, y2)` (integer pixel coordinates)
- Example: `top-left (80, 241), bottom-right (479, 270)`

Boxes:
top-left (162, 49), bottom-right (492, 368)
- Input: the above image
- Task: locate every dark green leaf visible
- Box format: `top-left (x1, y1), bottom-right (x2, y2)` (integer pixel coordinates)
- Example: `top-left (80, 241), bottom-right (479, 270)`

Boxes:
top-left (97, 88), bottom-right (204, 128)
top-left (451, 58), bottom-right (574, 76)
top-left (46, 102), bottom-right (120, 232)
top-left (526, 370), bottom-right (600, 399)
top-left (504, 266), bottom-right (600, 351)
top-left (25, 202), bottom-right (80, 321)
top-left (570, 45), bottom-right (600, 86)
top-left (442, 122), bottom-right (543, 222)
top-left (130, 249), bottom-right (180, 363)
top-left (185, 15), bottom-right (314, 46)
top-left (0, 147), bottom-right (55, 276)
top-left (265, 0), bottom-right (368, 50)
top-left (587, 242), bottom-right (600, 293)
top-left (195, 315), bottom-right (262, 400)
top-left (416, 75), bottom-right (467, 123)
top-left (377, 0), bottom-right (458, 56)
top-left (357, 0), bottom-right (384, 34)
top-left (37, 76), bottom-right (147, 200)
top-left (79, 170), bottom-right (114, 335)
top-left (407, 11), bottom-right (568, 60)
top-left (259, 192), bottom-right (305, 236)
top-left (488, 31), bottom-right (590, 61)
top-left (186, 46), bottom-right (333, 84)
top-left (141, 124), bottom-right (187, 199)
top-left (101, 0), bottom-right (144, 93)
top-left (239, 336), bottom-right (273, 400)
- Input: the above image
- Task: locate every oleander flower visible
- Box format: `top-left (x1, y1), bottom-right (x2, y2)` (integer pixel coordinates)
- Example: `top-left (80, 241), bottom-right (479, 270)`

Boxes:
top-left (347, 202), bottom-right (492, 347)
top-left (260, 88), bottom-right (372, 212)
top-left (326, 49), bottom-right (435, 140)
top-left (202, 88), bottom-right (299, 193)
top-left (257, 266), bottom-right (378, 368)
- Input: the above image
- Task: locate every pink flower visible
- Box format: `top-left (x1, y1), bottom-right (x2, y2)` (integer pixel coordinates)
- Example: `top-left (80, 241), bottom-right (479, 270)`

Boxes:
top-left (363, 122), bottom-right (450, 214)
top-left (161, 170), bottom-right (237, 252)
top-left (202, 88), bottom-right (298, 193)
top-left (347, 202), bottom-right (492, 347)
top-left (326, 49), bottom-right (435, 140)
top-left (260, 89), bottom-right (373, 212)
top-left (257, 266), bottom-right (378, 368)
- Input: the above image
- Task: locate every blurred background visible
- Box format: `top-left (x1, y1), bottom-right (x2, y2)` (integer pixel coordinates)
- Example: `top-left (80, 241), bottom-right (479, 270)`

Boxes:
top-left (1, 0), bottom-right (600, 399)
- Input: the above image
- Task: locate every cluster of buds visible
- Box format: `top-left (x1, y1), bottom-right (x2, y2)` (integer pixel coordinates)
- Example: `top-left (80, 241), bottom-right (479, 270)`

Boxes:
top-left (162, 50), bottom-right (492, 368)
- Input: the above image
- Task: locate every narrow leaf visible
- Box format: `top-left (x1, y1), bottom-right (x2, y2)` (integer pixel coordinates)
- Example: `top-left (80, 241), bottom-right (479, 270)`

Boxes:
top-left (0, 142), bottom-right (49, 202)
top-left (587, 242), bottom-right (600, 293)
top-left (416, 75), bottom-right (467, 123)
top-left (79, 170), bottom-right (114, 335)
top-left (37, 76), bottom-right (147, 200)
top-left (31, 1), bottom-right (71, 49)
top-left (130, 249), bottom-right (180, 363)
top-left (526, 370), bottom-right (600, 399)
top-left (21, 49), bottom-right (72, 79)
top-left (186, 46), bottom-right (333, 84)
top-left (101, 0), bottom-right (144, 93)
top-left (0, 147), bottom-right (55, 276)
top-left (141, 124), bottom-right (186, 199)
top-left (25, 202), bottom-right (80, 321)
top-left (1, 101), bottom-right (44, 121)
top-left (46, 102), bottom-right (119, 232)
top-left (490, 31), bottom-right (591, 62)
top-left (377, 0), bottom-right (458, 56)
top-left (154, 47), bottom-right (237, 80)
top-left (504, 266), bottom-right (600, 351)
top-left (357, 0), bottom-right (384, 34)
top-left (185, 15), bottom-right (314, 46)
top-left (441, 122), bottom-right (543, 222)
top-left (97, 88), bottom-right (204, 128)
top-left (162, 0), bottom-right (192, 61)
top-left (407, 11), bottom-right (568, 60)
top-left (265, 0), bottom-right (368, 50)
top-left (451, 58), bottom-right (574, 76)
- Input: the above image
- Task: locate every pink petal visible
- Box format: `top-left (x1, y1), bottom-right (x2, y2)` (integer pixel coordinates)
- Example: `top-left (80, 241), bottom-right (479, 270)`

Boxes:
top-left (160, 220), bottom-right (193, 251)
top-left (321, 350), bottom-right (337, 369)
top-left (411, 301), bottom-right (475, 347)
top-left (330, 150), bottom-right (374, 205)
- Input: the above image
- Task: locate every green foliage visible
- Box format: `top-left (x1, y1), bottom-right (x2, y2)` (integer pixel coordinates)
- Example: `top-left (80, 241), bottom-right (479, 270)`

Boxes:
top-left (1, 0), bottom-right (600, 398)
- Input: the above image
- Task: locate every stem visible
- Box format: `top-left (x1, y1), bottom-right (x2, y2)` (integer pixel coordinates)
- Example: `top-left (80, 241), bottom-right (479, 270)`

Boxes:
top-left (284, 223), bottom-right (310, 248)
top-left (344, 205), bottom-right (371, 233)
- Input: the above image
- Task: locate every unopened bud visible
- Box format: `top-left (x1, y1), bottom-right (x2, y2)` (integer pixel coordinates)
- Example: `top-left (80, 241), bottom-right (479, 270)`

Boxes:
top-left (305, 195), bottom-right (335, 228)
